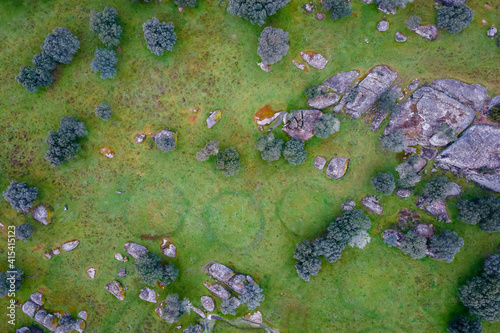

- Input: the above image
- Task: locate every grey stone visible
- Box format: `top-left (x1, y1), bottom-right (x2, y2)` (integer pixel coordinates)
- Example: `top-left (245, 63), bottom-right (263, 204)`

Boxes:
top-left (105, 281), bottom-right (125, 301)
top-left (201, 296), bottom-right (215, 312)
top-left (244, 311), bottom-right (263, 324)
top-left (34, 309), bottom-right (48, 324)
top-left (118, 268), bottom-right (127, 277)
top-left (61, 240), bottom-right (79, 252)
top-left (429, 132), bottom-right (451, 147)
top-left (407, 79), bottom-right (420, 91)
top-left (416, 197), bottom-right (451, 222)
top-left (467, 172), bottom-right (500, 193)
top-left (227, 274), bottom-right (246, 294)
top-left (74, 319), bottom-right (85, 333)
top-left (78, 310), bottom-right (88, 320)
top-left (369, 111), bottom-right (389, 132)
top-left (207, 263), bottom-right (234, 284)
top-left (384, 87), bottom-right (475, 147)
top-left (377, 3), bottom-right (396, 15)
top-left (362, 196), bottom-right (383, 215)
top-left (206, 110), bottom-right (222, 128)
top-left (326, 157), bottom-right (349, 179)
top-left (322, 71), bottom-right (359, 94)
top-left (489, 95), bottom-right (500, 110)
top-left (135, 133), bottom-right (146, 143)
top-left (282, 109), bottom-right (323, 141)
top-left (32, 206), bottom-right (50, 225)
top-left (203, 282), bottom-right (231, 300)
top-left (43, 314), bottom-right (58, 332)
top-left (183, 324), bottom-right (203, 333)
top-left (361, 0), bottom-right (373, 3)
top-left (307, 92), bottom-right (340, 109)
top-left (30, 292), bottom-right (43, 306)
top-left (162, 243), bottom-right (176, 257)
top-left (86, 267), bottom-right (96, 279)
top-left (377, 21), bottom-right (389, 32)
top-left (415, 25), bottom-right (438, 41)
top-left (430, 79), bottom-right (488, 112)
top-left (395, 32), bottom-right (407, 42)
top-left (342, 199), bottom-right (356, 211)
top-left (258, 62), bottom-right (271, 72)
top-left (300, 51), bottom-right (328, 70)
top-left (44, 252), bottom-right (52, 260)
top-left (395, 189), bottom-right (411, 198)
top-left (123, 242), bottom-right (149, 259)
top-left (315, 12), bottom-right (326, 20)
top-left (16, 328), bottom-right (31, 333)
top-left (292, 60), bottom-right (305, 71)
top-left (21, 300), bottom-right (39, 318)
top-left (52, 247), bottom-right (60, 255)
top-left (420, 147), bottom-right (438, 160)
top-left (487, 26), bottom-right (498, 39)
top-left (302, 3), bottom-right (314, 13)
top-left (414, 224), bottom-right (435, 239)
top-left (431, 168), bottom-right (437, 173)
top-left (114, 253), bottom-right (124, 261)
top-left (446, 182), bottom-right (462, 198)
top-left (139, 288), bottom-right (157, 303)
top-left (314, 156), bottom-right (327, 170)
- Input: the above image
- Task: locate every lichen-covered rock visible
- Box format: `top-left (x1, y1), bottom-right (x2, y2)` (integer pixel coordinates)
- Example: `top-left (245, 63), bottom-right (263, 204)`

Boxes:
top-left (342, 199), bottom-right (356, 211)
top-left (203, 282), bottom-right (230, 300)
top-left (377, 21), bottom-right (389, 32)
top-left (384, 86), bottom-right (475, 147)
top-left (227, 274), bottom-right (246, 294)
top-left (114, 253), bottom-right (124, 261)
top-left (362, 196), bottom-right (383, 215)
top-left (395, 32), bottom-right (407, 42)
top-left (139, 288), bottom-right (158, 303)
top-left (105, 281), bottom-right (125, 301)
top-left (282, 109), bottom-right (323, 141)
top-left (489, 95), bottom-right (500, 110)
top-left (244, 311), bottom-right (263, 324)
top-left (206, 109), bottom-right (222, 128)
top-left (415, 25), bottom-right (438, 41)
top-left (314, 156), bottom-right (327, 170)
top-left (34, 309), bottom-right (47, 324)
top-left (322, 71), bottom-right (359, 94)
top-left (326, 157), bottom-right (349, 179)
top-left (32, 206), bottom-right (50, 225)
top-left (416, 197), bottom-right (451, 222)
top-left (207, 263), bottom-right (234, 285)
top-left (30, 292), bottom-right (43, 306)
top-left (487, 26), bottom-right (498, 39)
top-left (407, 79), bottom-right (420, 92)
top-left (430, 79), bottom-right (488, 112)
top-left (395, 189), bottom-right (411, 199)
top-left (78, 310), bottom-right (87, 321)
top-left (118, 268), bottom-right (127, 277)
top-left (74, 319), bottom-right (86, 333)
top-left (315, 12), bottom-right (326, 20)
top-left (369, 111), bottom-right (389, 132)
top-left (300, 51), bottom-right (328, 70)
top-left (414, 224), bottom-right (435, 239)
top-left (307, 92), bottom-right (340, 109)
top-left (22, 300), bottom-right (39, 318)
top-left (201, 296), bottom-right (215, 312)
top-left (123, 242), bottom-right (149, 259)
top-left (86, 267), bottom-right (97, 279)
top-left (43, 313), bottom-right (58, 332)
top-left (61, 240), bottom-right (79, 251)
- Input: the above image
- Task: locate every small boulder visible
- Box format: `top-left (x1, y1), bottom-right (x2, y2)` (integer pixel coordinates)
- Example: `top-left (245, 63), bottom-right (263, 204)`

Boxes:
top-left (139, 288), bottom-right (158, 303)
top-left (314, 156), bottom-right (327, 170)
top-left (302, 3), bottom-right (314, 13)
top-left (32, 206), bottom-right (50, 225)
top-left (416, 197), bottom-right (451, 223)
top-left (43, 314), bottom-right (58, 332)
top-left (326, 157), bottom-right (349, 179)
top-left (292, 60), bottom-right (305, 71)
top-left (446, 182), bottom-right (462, 197)
top-left (86, 267), bottom-right (97, 279)
top-left (362, 196), bottom-right (383, 215)
top-left (420, 147), bottom-right (438, 161)
top-left (74, 319), bottom-right (86, 333)
top-left (201, 296), bottom-right (215, 312)
top-left (415, 25), bottom-right (438, 41)
top-left (52, 247), bottom-right (61, 255)
top-left (34, 310), bottom-right (47, 324)
top-left (30, 292), bottom-right (44, 306)
top-left (395, 189), bottom-right (411, 199)
top-left (227, 274), bottom-right (246, 294)
top-left (258, 62), bottom-right (271, 72)
top-left (342, 199), bottom-right (356, 211)
top-left (307, 92), bottom-right (340, 109)
top-left (114, 253), bottom-right (124, 261)
top-left (118, 268), bottom-right (127, 277)
top-left (124, 242), bottom-right (149, 259)
top-left (161, 238), bottom-right (177, 257)
top-left (21, 300), bottom-right (39, 318)
top-left (44, 252), bottom-right (52, 260)
top-left (244, 311), bottom-right (263, 324)
top-left (134, 133), bottom-right (146, 143)
top-left (206, 109), bottom-right (222, 129)
top-left (315, 12), bottom-right (326, 20)
top-left (487, 26), bottom-right (498, 39)
top-left (300, 51), bottom-right (328, 70)
top-left (395, 32), bottom-right (407, 42)
top-left (61, 240), bottom-right (79, 252)
top-left (414, 223), bottom-right (435, 239)
top-left (203, 282), bottom-right (231, 300)
top-left (78, 310), bottom-right (88, 321)
top-left (105, 281), bottom-right (126, 301)
top-left (207, 263), bottom-right (234, 285)
top-left (377, 21), bottom-right (389, 32)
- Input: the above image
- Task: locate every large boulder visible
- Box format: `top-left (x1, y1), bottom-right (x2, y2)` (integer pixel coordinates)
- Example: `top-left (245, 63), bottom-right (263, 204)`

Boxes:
top-left (416, 197), bottom-right (451, 222)
top-left (326, 157), bottom-right (349, 179)
top-left (30, 292), bottom-right (44, 306)
top-left (300, 51), bottom-right (328, 70)
top-left (43, 314), bottom-right (58, 332)
top-left (227, 274), bottom-right (246, 294)
top-left (203, 282), bottom-right (230, 300)
top-left (139, 288), bottom-right (158, 303)
top-left (282, 110), bottom-right (323, 141)
top-left (384, 86), bottom-right (475, 146)
top-left (430, 79), bottom-right (488, 112)
top-left (105, 281), bottom-right (126, 301)
top-left (307, 92), bottom-right (340, 109)
top-left (322, 71), bottom-right (359, 94)
top-left (377, 21), bottom-right (389, 32)
top-left (201, 296), bottom-right (215, 312)
top-left (32, 206), bottom-right (50, 225)
top-left (61, 240), bottom-right (79, 252)
top-left (22, 301), bottom-right (39, 318)
top-left (415, 25), bottom-right (438, 41)
top-left (123, 242), bottom-right (149, 259)
top-left (34, 310), bottom-right (47, 324)
top-left (206, 263), bottom-right (234, 285)
top-left (362, 196), bottom-right (383, 215)
top-left (344, 66), bottom-right (398, 118)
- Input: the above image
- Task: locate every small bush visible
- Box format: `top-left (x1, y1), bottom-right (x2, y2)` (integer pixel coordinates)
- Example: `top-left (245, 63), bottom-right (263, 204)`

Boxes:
top-left (314, 113), bottom-right (340, 139)
top-left (489, 105), bottom-right (500, 123)
top-left (304, 85), bottom-right (326, 100)
top-left (381, 129), bottom-right (407, 153)
top-left (15, 223), bottom-right (34, 241)
top-left (255, 133), bottom-right (283, 162)
top-left (94, 104), bottom-right (113, 120)
top-left (16, 66), bottom-right (53, 93)
top-left (257, 27), bottom-right (289, 65)
top-left (377, 89), bottom-right (398, 114)
top-left (283, 138), bottom-right (307, 165)
top-left (406, 15), bottom-right (421, 31)
top-left (423, 176), bottom-right (451, 201)
top-left (322, 0), bottom-right (352, 21)
top-left (227, 0), bottom-right (290, 26)
top-left (215, 147), bottom-right (241, 176)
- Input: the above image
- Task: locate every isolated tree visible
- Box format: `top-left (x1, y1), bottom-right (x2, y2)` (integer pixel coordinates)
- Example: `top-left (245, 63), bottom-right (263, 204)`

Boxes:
top-left (371, 173), bottom-right (396, 195)
top-left (313, 237), bottom-right (345, 263)
top-left (90, 7), bottom-right (123, 48)
top-left (322, 0), bottom-right (352, 21)
top-left (94, 104), bottom-right (113, 120)
top-left (41, 27), bottom-right (80, 64)
top-left (161, 294), bottom-right (189, 323)
top-left (399, 230), bottom-right (427, 259)
top-left (143, 18), bottom-right (177, 56)
top-left (239, 284), bottom-right (265, 310)
top-left (227, 0), bottom-right (290, 26)
top-left (91, 49), bottom-right (118, 79)
top-left (428, 230), bottom-right (464, 263)
top-left (459, 274), bottom-right (500, 322)
top-left (437, 4), bottom-right (474, 34)
top-left (447, 316), bottom-right (482, 333)
top-left (16, 66), bottom-right (53, 93)
top-left (255, 133), bottom-right (283, 162)
top-left (423, 176), bottom-right (451, 201)
top-left (381, 129), bottom-right (407, 153)
top-left (294, 241), bottom-right (322, 281)
top-left (406, 15), bottom-right (421, 31)
top-left (175, 0), bottom-right (198, 7)
top-left (154, 131), bottom-right (177, 153)
top-left (134, 252), bottom-right (178, 286)
top-left (32, 52), bottom-right (56, 72)
top-left (0, 267), bottom-right (23, 298)
top-left (15, 223), bottom-right (34, 241)
top-left (314, 113), bottom-right (340, 139)
top-left (215, 147), bottom-right (241, 176)
top-left (484, 254), bottom-right (500, 279)
top-left (59, 313), bottom-right (78, 333)
top-left (304, 85), bottom-right (326, 99)
top-left (377, 89), bottom-right (398, 114)
top-left (45, 131), bottom-right (81, 167)
top-left (257, 27), bottom-right (289, 65)
top-left (3, 181), bottom-right (38, 213)
top-left (283, 138), bottom-right (306, 165)
top-left (221, 298), bottom-right (240, 315)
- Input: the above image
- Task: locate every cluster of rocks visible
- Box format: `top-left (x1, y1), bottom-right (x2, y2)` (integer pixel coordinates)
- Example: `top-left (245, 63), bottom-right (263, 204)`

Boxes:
top-left (314, 155), bottom-right (349, 179)
top-left (20, 291), bottom-right (87, 333)
top-left (415, 182), bottom-right (462, 222)
top-left (44, 239), bottom-right (79, 260)
top-left (160, 237), bottom-right (177, 257)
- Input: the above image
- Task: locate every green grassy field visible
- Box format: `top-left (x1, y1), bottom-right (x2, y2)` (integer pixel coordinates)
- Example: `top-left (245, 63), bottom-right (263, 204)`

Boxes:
top-left (1, 0), bottom-right (500, 332)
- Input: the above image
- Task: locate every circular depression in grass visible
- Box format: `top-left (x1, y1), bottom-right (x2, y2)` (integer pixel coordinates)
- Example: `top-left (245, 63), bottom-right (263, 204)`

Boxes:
top-left (203, 191), bottom-right (264, 251)
top-left (277, 179), bottom-right (336, 237)
top-left (126, 178), bottom-right (188, 234)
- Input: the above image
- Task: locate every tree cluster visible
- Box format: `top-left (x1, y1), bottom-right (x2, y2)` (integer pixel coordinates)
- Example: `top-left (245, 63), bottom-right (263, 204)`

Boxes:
top-left (283, 138), bottom-right (307, 165)
top-left (143, 18), bottom-right (177, 56)
top-left (90, 7), bottom-right (123, 48)
top-left (294, 210), bottom-right (371, 281)
top-left (0, 268), bottom-right (23, 298)
top-left (3, 181), bottom-right (38, 213)
top-left (215, 147), bottom-right (241, 176)
top-left (396, 155), bottom-right (422, 188)
top-left (314, 113), bottom-right (340, 139)
top-left (456, 195), bottom-right (500, 232)
top-left (255, 133), bottom-right (283, 162)
top-left (381, 129), bottom-right (407, 153)
top-left (257, 27), bottom-right (289, 65)
top-left (95, 104), bottom-right (113, 120)
top-left (134, 252), bottom-right (178, 286)
top-left (437, 4), bottom-right (474, 34)
top-left (227, 0), bottom-right (290, 26)
top-left (322, 0), bottom-right (352, 21)
top-left (371, 173), bottom-right (396, 195)
top-left (91, 49), bottom-right (118, 79)
top-left (45, 117), bottom-right (88, 167)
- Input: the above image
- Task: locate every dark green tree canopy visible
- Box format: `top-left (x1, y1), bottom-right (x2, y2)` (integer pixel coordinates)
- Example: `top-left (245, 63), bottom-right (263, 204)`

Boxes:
top-left (456, 195), bottom-right (500, 232)
top-left (255, 133), bottom-right (283, 162)
top-left (32, 52), bottom-right (56, 72)
top-left (45, 117), bottom-right (87, 167)
top-left (59, 313), bottom-right (78, 333)
top-left (16, 223), bottom-right (34, 241)
top-left (91, 49), bottom-right (118, 79)
top-left (327, 209), bottom-right (371, 243)
top-left (381, 129), bottom-right (407, 153)
top-left (0, 268), bottom-right (23, 298)
top-left (134, 252), bottom-right (178, 286)
top-left (95, 104), bottom-right (113, 120)
top-left (221, 298), bottom-right (239, 315)
top-left (3, 181), bottom-right (38, 213)
top-left (16, 66), bottom-right (53, 93)
top-left (313, 237), bottom-right (345, 263)
top-left (175, 0), bottom-right (198, 7)
top-left (459, 273), bottom-right (500, 322)
top-left (294, 241), bottom-right (322, 281)
top-left (396, 156), bottom-right (422, 188)
top-left (161, 294), bottom-right (189, 323)
top-left (428, 230), bottom-right (464, 263)
top-left (437, 4), bottom-right (475, 34)
top-left (371, 173), bottom-right (396, 195)
top-left (239, 284), bottom-right (265, 310)
top-left (322, 0), bottom-right (352, 21)
top-left (283, 138), bottom-right (307, 165)
top-left (314, 113), bottom-right (340, 139)
top-left (377, 89), bottom-right (399, 114)
top-left (446, 316), bottom-right (482, 333)
top-left (215, 147), bottom-right (241, 176)
top-left (90, 7), bottom-right (123, 48)
top-left (376, 0), bottom-right (412, 13)
top-left (399, 230), bottom-right (427, 259)
top-left (143, 18), bottom-right (177, 56)
top-left (484, 254), bottom-right (500, 279)
top-left (423, 176), bottom-right (451, 201)
top-left (227, 0), bottom-right (290, 26)
top-left (58, 116), bottom-right (88, 140)
top-left (257, 26), bottom-right (289, 65)
top-left (41, 27), bottom-right (80, 64)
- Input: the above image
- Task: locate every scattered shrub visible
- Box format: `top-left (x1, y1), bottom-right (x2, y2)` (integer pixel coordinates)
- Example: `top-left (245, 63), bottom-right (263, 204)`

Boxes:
top-left (322, 0), bottom-right (352, 21)
top-left (94, 104), bottom-right (113, 120)
top-left (377, 89), bottom-right (398, 114)
top-left (0, 267), bottom-right (23, 298)
top-left (437, 4), bottom-right (474, 34)
top-left (15, 223), bottom-right (34, 241)
top-left (381, 129), bottom-right (407, 153)
top-left (90, 7), bottom-right (123, 48)
top-left (227, 0), bottom-right (290, 26)
top-left (16, 66), bottom-right (53, 93)
top-left (32, 52), bottom-right (56, 72)
top-left (215, 147), bottom-right (241, 176)
top-left (161, 294), bottom-right (189, 323)
top-left (428, 230), bottom-right (464, 263)
top-left (91, 49), bottom-right (118, 79)
top-left (143, 18), bottom-right (177, 56)
top-left (406, 15), bottom-right (421, 31)
top-left (255, 133), bottom-right (283, 162)
top-left (314, 113), bottom-right (340, 139)
top-left (371, 173), bottom-right (396, 195)
top-left (304, 85), bottom-right (327, 100)
top-left (283, 138), bottom-right (307, 165)
top-left (446, 316), bottom-right (482, 333)
top-left (41, 27), bottom-right (80, 64)
top-left (423, 176), bottom-right (451, 201)
top-left (3, 181), bottom-right (38, 213)
top-left (196, 140), bottom-right (219, 161)
top-left (257, 27), bottom-right (289, 65)
top-left (134, 252), bottom-right (178, 286)
top-left (239, 284), bottom-right (265, 310)
top-left (45, 117), bottom-right (88, 167)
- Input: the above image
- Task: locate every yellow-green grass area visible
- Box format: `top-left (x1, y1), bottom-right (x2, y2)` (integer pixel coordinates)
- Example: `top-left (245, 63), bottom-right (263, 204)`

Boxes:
top-left (0, 0), bottom-right (499, 331)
